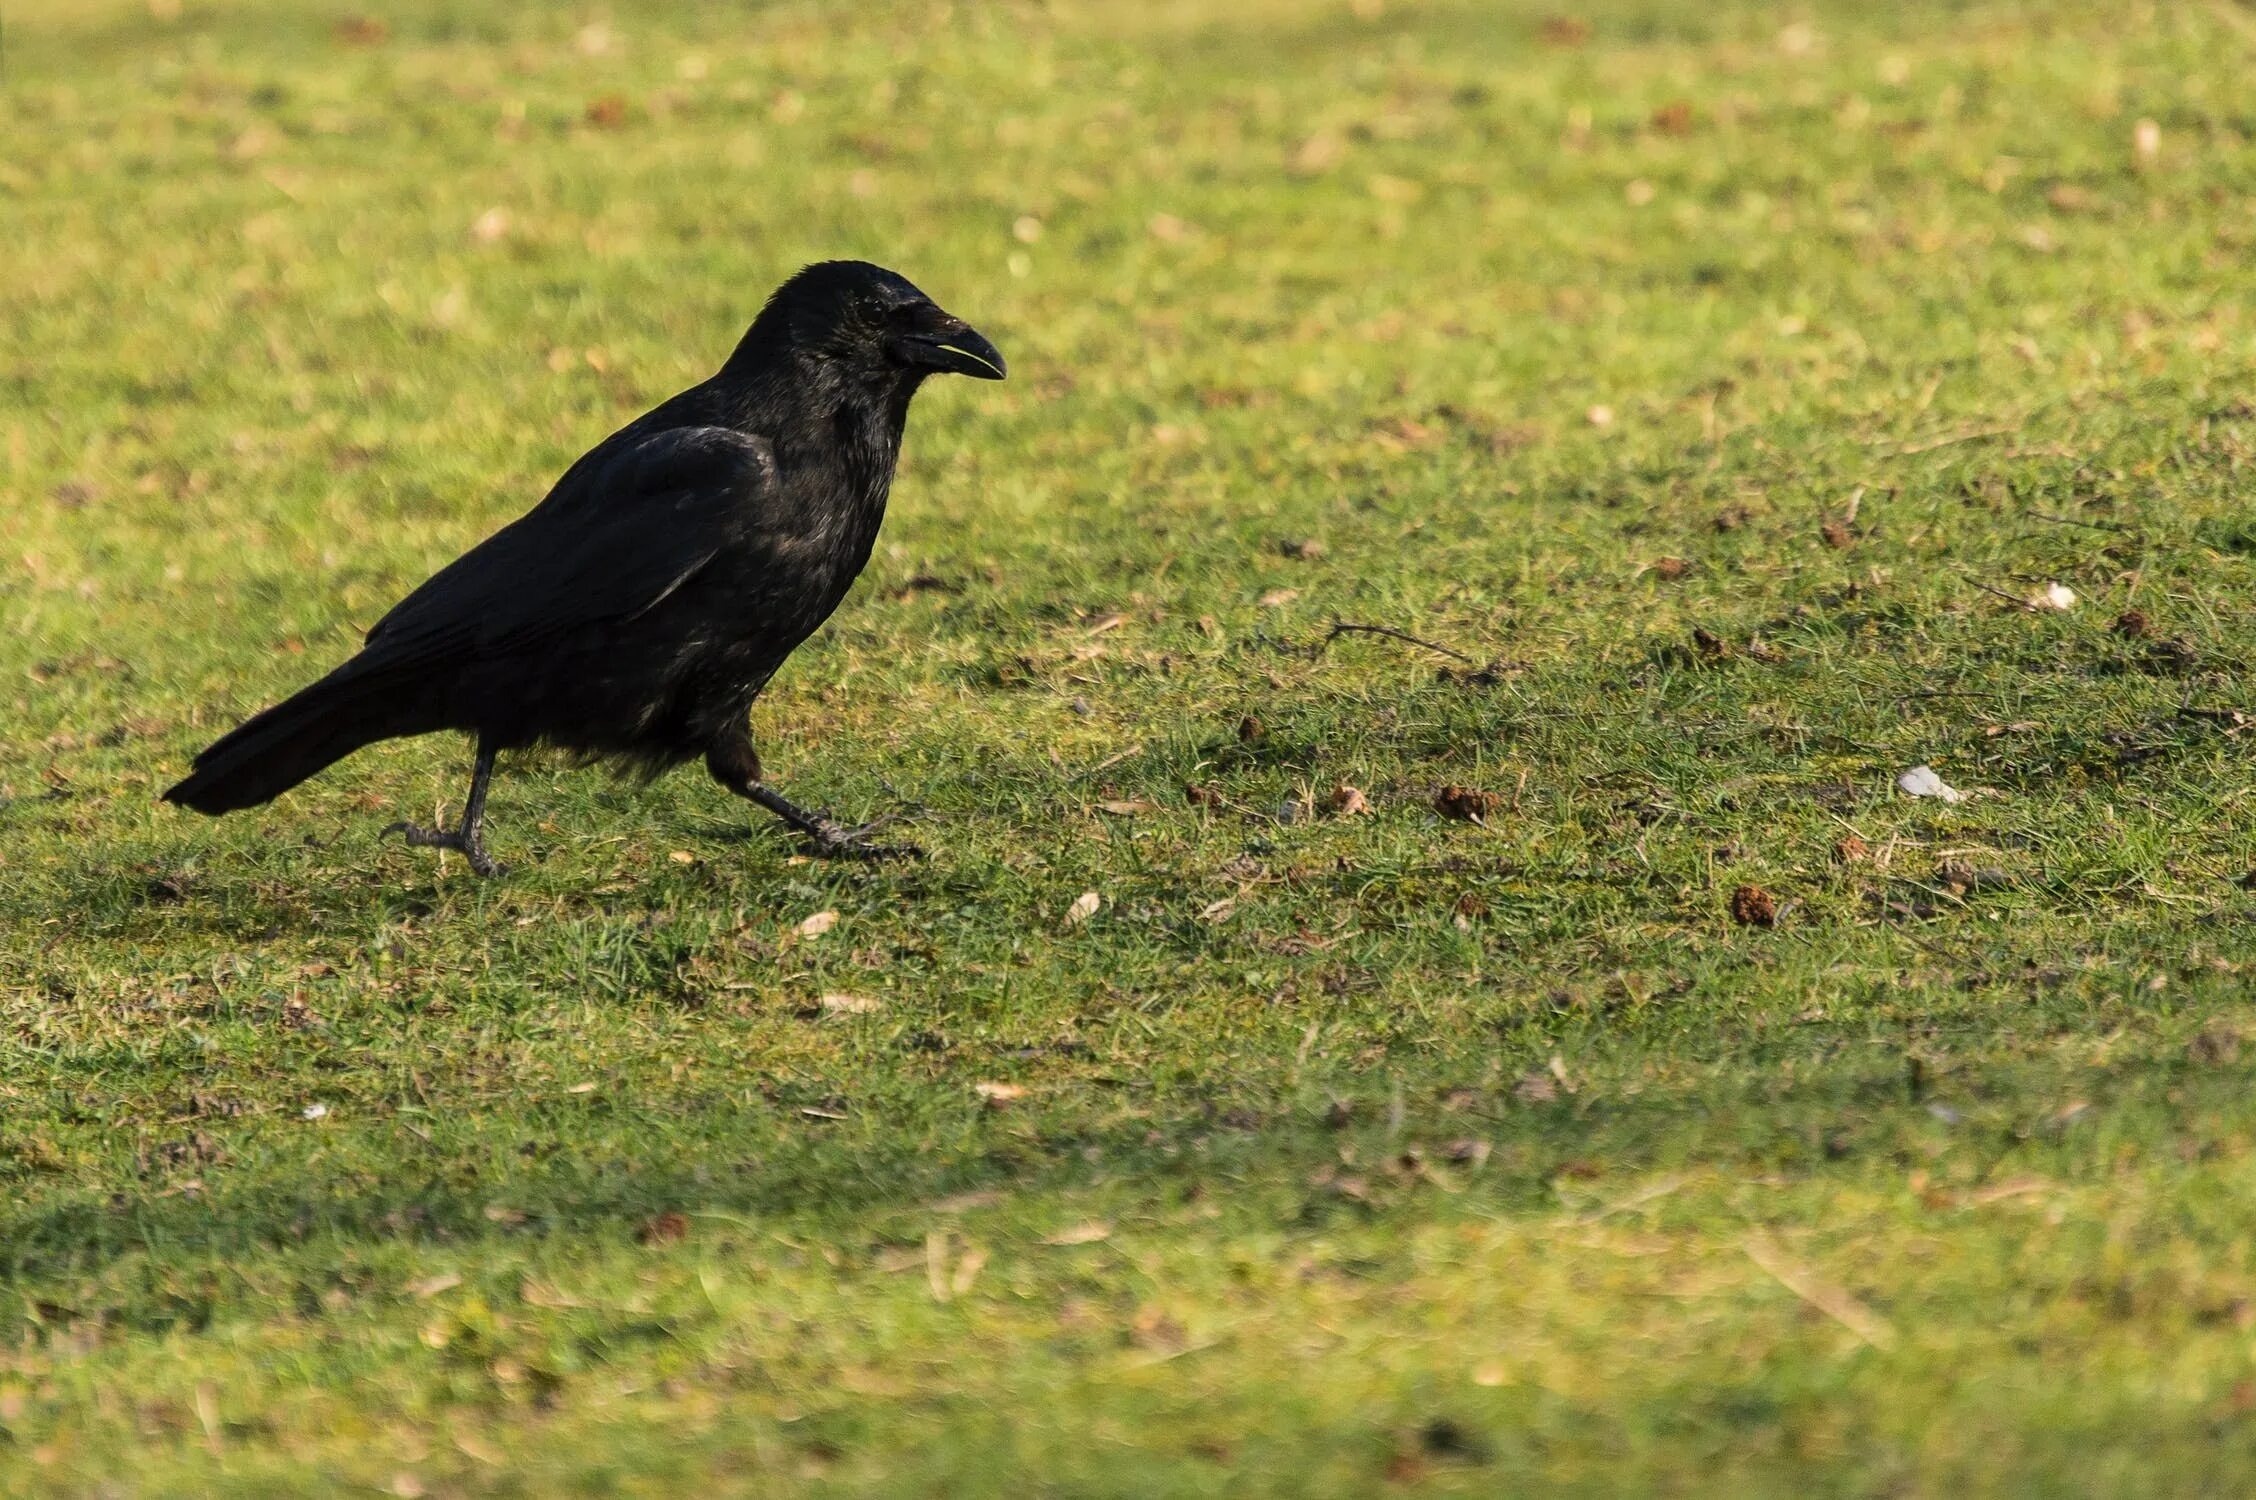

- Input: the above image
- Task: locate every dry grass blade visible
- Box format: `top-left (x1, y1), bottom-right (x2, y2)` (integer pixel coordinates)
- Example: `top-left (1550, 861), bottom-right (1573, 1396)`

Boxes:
top-left (1743, 1233), bottom-right (1897, 1350)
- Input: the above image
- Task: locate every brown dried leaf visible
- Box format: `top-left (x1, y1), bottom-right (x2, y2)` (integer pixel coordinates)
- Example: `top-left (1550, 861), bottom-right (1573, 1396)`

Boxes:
top-left (1131, 1305), bottom-right (1189, 1351)
top-left (1290, 130), bottom-right (1345, 175)
top-left (1512, 1070), bottom-right (1558, 1104)
top-left (518, 1278), bottom-right (587, 1310)
top-left (1650, 100), bottom-right (1695, 136)
top-left (636, 1211), bottom-right (691, 1246)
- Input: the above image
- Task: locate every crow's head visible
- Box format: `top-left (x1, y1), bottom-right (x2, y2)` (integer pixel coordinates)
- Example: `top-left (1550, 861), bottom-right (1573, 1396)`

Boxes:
top-left (746, 261), bottom-right (1006, 389)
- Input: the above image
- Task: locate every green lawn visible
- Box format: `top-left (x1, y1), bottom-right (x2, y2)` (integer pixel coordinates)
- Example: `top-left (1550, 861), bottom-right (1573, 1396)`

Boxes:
top-left (7, 0), bottom-right (2256, 1492)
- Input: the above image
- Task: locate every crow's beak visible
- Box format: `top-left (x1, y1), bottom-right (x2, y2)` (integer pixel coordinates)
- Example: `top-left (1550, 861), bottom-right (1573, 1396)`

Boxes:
top-left (892, 314), bottom-right (1007, 380)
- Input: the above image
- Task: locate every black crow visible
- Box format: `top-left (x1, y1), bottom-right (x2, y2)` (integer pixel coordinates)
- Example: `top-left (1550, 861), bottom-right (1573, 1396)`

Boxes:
top-left (164, 260), bottom-right (1004, 874)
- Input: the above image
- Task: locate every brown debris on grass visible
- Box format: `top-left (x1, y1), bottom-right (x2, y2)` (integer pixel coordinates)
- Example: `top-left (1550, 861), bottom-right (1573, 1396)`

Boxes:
top-left (636, 1212), bottom-right (690, 1246)
top-left (1434, 786), bottom-right (1501, 823)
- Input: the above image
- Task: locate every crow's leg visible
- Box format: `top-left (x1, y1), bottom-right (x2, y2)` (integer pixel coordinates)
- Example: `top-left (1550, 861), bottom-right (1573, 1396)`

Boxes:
top-left (383, 739), bottom-right (508, 877)
top-left (705, 729), bottom-right (920, 861)
top-left (742, 782), bottom-right (920, 861)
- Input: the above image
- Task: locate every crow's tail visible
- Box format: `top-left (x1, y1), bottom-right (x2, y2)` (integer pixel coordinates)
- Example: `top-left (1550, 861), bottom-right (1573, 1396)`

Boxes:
top-left (164, 662), bottom-right (428, 814)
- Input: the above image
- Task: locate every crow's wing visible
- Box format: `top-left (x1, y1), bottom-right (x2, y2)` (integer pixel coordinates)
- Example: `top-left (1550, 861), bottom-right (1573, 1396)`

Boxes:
top-left (362, 424), bottom-right (777, 668)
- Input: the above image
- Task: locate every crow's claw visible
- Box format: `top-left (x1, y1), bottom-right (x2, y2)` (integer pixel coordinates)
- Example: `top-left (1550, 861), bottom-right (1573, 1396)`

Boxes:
top-left (740, 782), bottom-right (925, 861)
top-left (802, 814), bottom-right (923, 862)
top-left (383, 820), bottom-right (509, 878)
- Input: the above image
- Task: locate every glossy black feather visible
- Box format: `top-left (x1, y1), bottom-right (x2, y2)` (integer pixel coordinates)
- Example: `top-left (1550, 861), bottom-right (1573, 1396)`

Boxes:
top-left (165, 260), bottom-right (999, 815)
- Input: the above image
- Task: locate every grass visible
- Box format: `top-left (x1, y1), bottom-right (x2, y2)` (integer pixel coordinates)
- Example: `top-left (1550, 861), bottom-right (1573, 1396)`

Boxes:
top-left (6, 0), bottom-right (2256, 1491)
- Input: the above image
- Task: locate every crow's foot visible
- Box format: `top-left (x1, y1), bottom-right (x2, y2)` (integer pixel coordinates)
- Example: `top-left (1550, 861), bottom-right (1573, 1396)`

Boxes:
top-left (798, 811), bottom-right (922, 862)
top-left (383, 820), bottom-right (509, 878)
top-left (745, 785), bottom-right (922, 861)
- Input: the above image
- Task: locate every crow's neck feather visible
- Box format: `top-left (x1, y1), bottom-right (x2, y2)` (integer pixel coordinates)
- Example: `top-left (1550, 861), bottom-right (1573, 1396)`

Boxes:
top-left (697, 360), bottom-right (917, 579)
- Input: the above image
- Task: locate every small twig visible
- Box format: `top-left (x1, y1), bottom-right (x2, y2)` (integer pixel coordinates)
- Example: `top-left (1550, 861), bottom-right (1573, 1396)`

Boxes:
top-left (1068, 743), bottom-right (1145, 783)
top-left (1887, 423), bottom-right (2019, 455)
top-left (873, 777), bottom-right (937, 822)
top-left (1323, 620), bottom-right (1476, 665)
top-left (1958, 571), bottom-right (2036, 610)
top-left (2025, 510), bottom-right (2136, 535)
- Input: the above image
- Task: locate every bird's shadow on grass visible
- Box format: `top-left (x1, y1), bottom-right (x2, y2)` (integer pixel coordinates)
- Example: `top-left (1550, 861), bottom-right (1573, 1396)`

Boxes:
top-left (0, 1041), bottom-right (2040, 1320)
top-left (0, 1100), bottom-right (1312, 1299)
top-left (5, 849), bottom-right (479, 945)
top-left (4, 810), bottom-right (935, 947)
